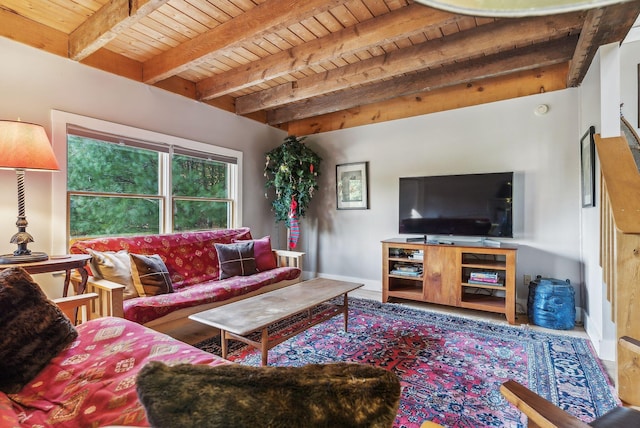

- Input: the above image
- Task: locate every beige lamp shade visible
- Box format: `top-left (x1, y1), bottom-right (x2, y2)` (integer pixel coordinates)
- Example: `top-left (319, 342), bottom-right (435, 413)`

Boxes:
top-left (0, 120), bottom-right (59, 171)
top-left (0, 119), bottom-right (59, 264)
top-left (413, 0), bottom-right (632, 17)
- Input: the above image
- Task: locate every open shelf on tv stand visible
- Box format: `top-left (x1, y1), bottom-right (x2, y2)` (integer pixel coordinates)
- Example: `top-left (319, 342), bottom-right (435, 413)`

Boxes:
top-left (382, 238), bottom-right (517, 324)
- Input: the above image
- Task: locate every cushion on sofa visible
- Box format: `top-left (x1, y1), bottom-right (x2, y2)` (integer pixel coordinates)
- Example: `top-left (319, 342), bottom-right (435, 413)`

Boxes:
top-left (87, 249), bottom-right (139, 299)
top-left (122, 267), bottom-right (301, 324)
top-left (214, 241), bottom-right (257, 279)
top-left (0, 268), bottom-right (78, 394)
top-left (136, 361), bottom-right (401, 428)
top-left (130, 253), bottom-right (174, 297)
top-left (70, 228), bottom-right (255, 289)
top-left (236, 235), bottom-right (277, 271)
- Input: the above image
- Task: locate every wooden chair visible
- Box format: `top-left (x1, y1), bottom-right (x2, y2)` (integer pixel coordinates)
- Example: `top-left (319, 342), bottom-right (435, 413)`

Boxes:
top-left (500, 377), bottom-right (640, 427)
top-left (53, 292), bottom-right (99, 324)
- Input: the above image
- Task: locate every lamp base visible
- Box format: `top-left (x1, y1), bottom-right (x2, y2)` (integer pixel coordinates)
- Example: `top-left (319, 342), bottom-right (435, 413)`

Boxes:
top-left (0, 252), bottom-right (49, 265)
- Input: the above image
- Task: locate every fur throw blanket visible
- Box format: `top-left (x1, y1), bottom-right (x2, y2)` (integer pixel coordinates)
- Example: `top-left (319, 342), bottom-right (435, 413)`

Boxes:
top-left (137, 361), bottom-right (401, 428)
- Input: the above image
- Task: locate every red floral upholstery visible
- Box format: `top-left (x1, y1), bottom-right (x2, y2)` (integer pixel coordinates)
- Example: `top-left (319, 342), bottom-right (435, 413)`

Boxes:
top-left (70, 229), bottom-right (301, 325)
top-left (0, 317), bottom-right (229, 427)
top-left (70, 228), bottom-right (253, 290)
top-left (123, 267), bottom-right (301, 324)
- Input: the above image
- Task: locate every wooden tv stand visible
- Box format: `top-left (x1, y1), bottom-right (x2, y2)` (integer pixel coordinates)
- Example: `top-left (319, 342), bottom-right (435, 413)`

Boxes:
top-left (382, 238), bottom-right (517, 324)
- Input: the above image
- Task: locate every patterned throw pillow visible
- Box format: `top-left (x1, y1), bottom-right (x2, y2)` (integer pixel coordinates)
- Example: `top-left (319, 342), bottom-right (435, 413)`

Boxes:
top-left (87, 249), bottom-right (139, 299)
top-left (136, 361), bottom-right (401, 428)
top-left (214, 241), bottom-right (257, 279)
top-left (129, 254), bottom-right (174, 297)
top-left (0, 268), bottom-right (78, 393)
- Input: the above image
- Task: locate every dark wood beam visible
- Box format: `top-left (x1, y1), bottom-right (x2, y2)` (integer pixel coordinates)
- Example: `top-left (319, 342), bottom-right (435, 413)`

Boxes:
top-left (268, 36), bottom-right (577, 124)
top-left (236, 13), bottom-right (584, 115)
top-left (286, 63), bottom-right (569, 135)
top-left (567, 1), bottom-right (640, 87)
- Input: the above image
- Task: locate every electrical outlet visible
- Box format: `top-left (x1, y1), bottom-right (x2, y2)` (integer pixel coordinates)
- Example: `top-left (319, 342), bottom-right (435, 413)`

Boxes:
top-left (523, 274), bottom-right (531, 285)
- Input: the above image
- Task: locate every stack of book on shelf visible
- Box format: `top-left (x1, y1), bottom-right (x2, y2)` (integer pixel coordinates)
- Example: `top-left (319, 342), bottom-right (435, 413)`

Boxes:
top-left (391, 263), bottom-right (423, 277)
top-left (468, 271), bottom-right (503, 286)
top-left (409, 250), bottom-right (424, 260)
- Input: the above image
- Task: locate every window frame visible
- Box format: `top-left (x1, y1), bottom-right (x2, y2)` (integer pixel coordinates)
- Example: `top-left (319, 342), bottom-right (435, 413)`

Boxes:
top-left (51, 110), bottom-right (243, 253)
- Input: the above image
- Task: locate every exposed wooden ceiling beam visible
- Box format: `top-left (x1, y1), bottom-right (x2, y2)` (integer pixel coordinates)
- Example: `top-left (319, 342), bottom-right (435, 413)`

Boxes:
top-left (196, 4), bottom-right (462, 100)
top-left (236, 13), bottom-right (584, 115)
top-left (142, 0), bottom-right (345, 84)
top-left (80, 48), bottom-right (143, 81)
top-left (154, 75), bottom-right (197, 99)
top-left (69, 0), bottom-right (169, 61)
top-left (149, 76), bottom-right (252, 119)
top-left (0, 6), bottom-right (67, 57)
top-left (269, 36), bottom-right (578, 125)
top-left (567, 0), bottom-right (640, 87)
top-left (286, 63), bottom-right (569, 135)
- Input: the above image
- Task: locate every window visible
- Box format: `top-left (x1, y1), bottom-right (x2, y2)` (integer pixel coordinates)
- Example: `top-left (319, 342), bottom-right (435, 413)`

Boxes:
top-left (58, 114), bottom-right (241, 239)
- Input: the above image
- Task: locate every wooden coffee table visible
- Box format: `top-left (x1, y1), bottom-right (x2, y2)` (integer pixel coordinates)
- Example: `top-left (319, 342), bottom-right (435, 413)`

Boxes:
top-left (189, 278), bottom-right (363, 365)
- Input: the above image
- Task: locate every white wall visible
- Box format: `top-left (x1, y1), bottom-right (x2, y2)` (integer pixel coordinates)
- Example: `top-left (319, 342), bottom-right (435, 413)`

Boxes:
top-left (578, 46), bottom-right (610, 358)
top-left (0, 37), bottom-right (285, 296)
top-left (299, 89), bottom-right (583, 316)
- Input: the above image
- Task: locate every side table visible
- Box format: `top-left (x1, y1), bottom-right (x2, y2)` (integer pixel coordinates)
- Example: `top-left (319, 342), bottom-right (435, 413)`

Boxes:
top-left (0, 254), bottom-right (91, 297)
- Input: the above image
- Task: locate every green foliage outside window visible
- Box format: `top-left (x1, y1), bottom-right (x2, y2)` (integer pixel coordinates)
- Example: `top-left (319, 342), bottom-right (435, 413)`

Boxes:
top-left (173, 200), bottom-right (229, 231)
top-left (172, 154), bottom-right (227, 198)
top-left (67, 136), bottom-right (231, 238)
top-left (68, 136), bottom-right (159, 194)
top-left (264, 135), bottom-right (321, 226)
top-left (70, 195), bottom-right (160, 236)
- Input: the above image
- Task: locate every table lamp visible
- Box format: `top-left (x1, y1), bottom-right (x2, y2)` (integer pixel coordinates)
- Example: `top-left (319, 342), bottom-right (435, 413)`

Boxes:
top-left (0, 120), bottom-right (59, 264)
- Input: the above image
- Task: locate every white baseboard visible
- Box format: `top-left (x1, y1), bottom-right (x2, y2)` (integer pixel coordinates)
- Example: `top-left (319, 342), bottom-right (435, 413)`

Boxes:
top-left (302, 271), bottom-right (380, 293)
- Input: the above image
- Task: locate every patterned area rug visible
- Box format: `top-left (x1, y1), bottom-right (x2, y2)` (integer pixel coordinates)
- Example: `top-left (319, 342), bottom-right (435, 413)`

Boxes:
top-left (194, 298), bottom-right (619, 428)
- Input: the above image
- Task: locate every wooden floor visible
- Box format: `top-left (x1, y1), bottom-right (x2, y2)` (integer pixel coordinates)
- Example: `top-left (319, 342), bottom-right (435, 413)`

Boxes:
top-left (169, 287), bottom-right (616, 383)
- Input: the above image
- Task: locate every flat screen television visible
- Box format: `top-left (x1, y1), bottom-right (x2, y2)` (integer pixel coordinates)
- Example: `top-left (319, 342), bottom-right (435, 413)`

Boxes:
top-left (399, 172), bottom-right (513, 238)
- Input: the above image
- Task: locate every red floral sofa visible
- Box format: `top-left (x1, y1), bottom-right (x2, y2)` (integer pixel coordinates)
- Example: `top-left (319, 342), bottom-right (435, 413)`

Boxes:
top-left (69, 228), bottom-right (303, 334)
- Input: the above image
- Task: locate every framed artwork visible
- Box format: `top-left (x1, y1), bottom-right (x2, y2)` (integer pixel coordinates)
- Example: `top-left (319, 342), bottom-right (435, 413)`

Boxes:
top-left (580, 125), bottom-right (596, 208)
top-left (336, 161), bottom-right (369, 209)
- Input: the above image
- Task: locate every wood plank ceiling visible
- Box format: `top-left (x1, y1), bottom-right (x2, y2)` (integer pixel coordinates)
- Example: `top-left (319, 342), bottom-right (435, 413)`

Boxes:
top-left (1, 0), bottom-right (639, 135)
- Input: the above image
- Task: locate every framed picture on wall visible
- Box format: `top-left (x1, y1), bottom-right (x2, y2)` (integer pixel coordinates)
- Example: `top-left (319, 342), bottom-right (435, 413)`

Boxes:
top-left (580, 125), bottom-right (596, 208)
top-left (336, 161), bottom-right (369, 209)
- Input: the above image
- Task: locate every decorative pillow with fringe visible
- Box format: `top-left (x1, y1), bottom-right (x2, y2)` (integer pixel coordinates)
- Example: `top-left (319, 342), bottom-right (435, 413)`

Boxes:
top-left (136, 361), bottom-right (401, 428)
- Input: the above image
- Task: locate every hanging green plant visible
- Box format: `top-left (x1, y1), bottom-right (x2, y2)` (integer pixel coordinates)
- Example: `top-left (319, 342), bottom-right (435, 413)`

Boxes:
top-left (264, 135), bottom-right (321, 227)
